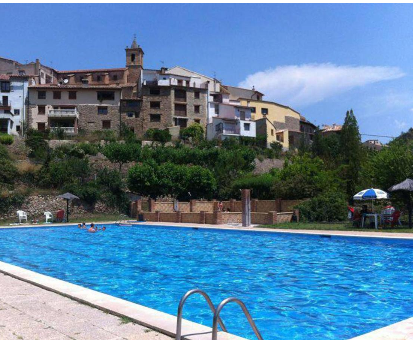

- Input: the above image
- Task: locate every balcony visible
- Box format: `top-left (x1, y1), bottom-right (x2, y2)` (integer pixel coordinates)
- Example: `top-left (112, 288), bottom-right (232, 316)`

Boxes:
top-left (50, 127), bottom-right (77, 135)
top-left (0, 100), bottom-right (11, 110)
top-left (48, 108), bottom-right (79, 118)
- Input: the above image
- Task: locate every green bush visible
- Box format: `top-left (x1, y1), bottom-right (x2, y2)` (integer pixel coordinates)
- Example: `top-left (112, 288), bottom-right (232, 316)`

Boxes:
top-left (180, 124), bottom-right (204, 143)
top-left (231, 173), bottom-right (276, 199)
top-left (77, 142), bottom-right (100, 156)
top-left (145, 128), bottom-right (172, 145)
top-left (0, 160), bottom-right (19, 186)
top-left (63, 182), bottom-right (101, 206)
top-left (0, 133), bottom-right (13, 145)
top-left (296, 191), bottom-right (348, 222)
top-left (0, 191), bottom-right (26, 215)
top-left (25, 130), bottom-right (50, 161)
top-left (128, 161), bottom-right (216, 200)
top-left (93, 130), bottom-right (117, 143)
top-left (0, 144), bottom-right (10, 160)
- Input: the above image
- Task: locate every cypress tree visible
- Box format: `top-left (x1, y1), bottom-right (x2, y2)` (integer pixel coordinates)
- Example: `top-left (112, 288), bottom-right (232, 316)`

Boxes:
top-left (340, 109), bottom-right (362, 199)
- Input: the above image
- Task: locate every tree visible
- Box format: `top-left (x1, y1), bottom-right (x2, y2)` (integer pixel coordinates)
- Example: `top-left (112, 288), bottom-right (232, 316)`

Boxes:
top-left (272, 154), bottom-right (344, 199)
top-left (145, 128), bottom-right (172, 145)
top-left (339, 109), bottom-right (363, 198)
top-left (102, 142), bottom-right (139, 171)
top-left (179, 123), bottom-right (204, 144)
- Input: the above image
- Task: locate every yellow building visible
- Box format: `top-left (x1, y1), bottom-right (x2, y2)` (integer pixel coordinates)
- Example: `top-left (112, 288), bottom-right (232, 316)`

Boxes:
top-left (223, 85), bottom-right (314, 150)
top-left (238, 99), bottom-right (302, 150)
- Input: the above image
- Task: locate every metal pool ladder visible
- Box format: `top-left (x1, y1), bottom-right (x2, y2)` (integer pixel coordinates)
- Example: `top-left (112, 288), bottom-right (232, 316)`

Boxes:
top-left (176, 289), bottom-right (263, 340)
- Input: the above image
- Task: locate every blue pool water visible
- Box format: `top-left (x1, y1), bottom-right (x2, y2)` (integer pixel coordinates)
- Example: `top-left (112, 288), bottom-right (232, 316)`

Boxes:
top-left (0, 225), bottom-right (412, 340)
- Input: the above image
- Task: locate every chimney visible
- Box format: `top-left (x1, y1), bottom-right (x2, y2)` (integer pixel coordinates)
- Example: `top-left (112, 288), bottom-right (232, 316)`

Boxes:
top-left (68, 74), bottom-right (75, 85)
top-left (35, 59), bottom-right (40, 75)
top-left (103, 73), bottom-right (109, 84)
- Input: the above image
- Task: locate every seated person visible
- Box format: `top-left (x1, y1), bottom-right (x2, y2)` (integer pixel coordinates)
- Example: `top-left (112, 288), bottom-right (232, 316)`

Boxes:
top-left (352, 210), bottom-right (362, 227)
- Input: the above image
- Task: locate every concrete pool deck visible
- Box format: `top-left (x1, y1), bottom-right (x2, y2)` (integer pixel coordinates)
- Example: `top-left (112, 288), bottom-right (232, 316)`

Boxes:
top-left (0, 222), bottom-right (412, 340)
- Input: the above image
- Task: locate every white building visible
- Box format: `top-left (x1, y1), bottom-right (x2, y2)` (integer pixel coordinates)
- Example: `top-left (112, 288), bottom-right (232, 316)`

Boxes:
top-left (206, 102), bottom-right (256, 140)
top-left (0, 74), bottom-right (29, 135)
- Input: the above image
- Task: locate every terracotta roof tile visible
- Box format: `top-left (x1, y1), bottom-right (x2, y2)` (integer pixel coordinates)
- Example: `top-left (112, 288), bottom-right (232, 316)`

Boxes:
top-left (57, 68), bottom-right (127, 74)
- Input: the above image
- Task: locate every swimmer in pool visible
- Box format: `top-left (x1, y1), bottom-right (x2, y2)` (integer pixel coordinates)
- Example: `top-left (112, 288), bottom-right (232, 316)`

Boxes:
top-left (88, 223), bottom-right (97, 233)
top-left (78, 223), bottom-right (82, 228)
top-left (82, 222), bottom-right (87, 229)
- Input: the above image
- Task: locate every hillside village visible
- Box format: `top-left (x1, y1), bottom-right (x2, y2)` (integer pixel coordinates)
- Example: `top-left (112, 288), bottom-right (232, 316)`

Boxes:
top-left (0, 36), bottom-right (322, 150)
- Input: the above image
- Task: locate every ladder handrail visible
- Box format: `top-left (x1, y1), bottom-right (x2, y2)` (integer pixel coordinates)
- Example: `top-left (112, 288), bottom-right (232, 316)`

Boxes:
top-left (212, 297), bottom-right (263, 340)
top-left (176, 289), bottom-right (227, 340)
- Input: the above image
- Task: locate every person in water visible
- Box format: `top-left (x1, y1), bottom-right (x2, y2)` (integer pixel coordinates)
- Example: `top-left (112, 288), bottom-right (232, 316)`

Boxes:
top-left (78, 223), bottom-right (82, 228)
top-left (99, 226), bottom-right (106, 231)
top-left (88, 223), bottom-right (97, 233)
top-left (82, 222), bottom-right (87, 229)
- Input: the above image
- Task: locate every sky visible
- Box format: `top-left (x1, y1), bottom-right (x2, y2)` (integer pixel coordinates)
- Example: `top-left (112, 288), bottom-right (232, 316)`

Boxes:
top-left (2, 4), bottom-right (412, 142)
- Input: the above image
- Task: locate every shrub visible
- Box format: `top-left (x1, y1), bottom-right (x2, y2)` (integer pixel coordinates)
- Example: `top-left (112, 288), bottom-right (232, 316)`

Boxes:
top-left (0, 133), bottom-right (13, 145)
top-left (25, 131), bottom-right (50, 161)
top-left (102, 142), bottom-right (139, 171)
top-left (0, 191), bottom-right (26, 215)
top-left (49, 127), bottom-right (66, 140)
top-left (128, 161), bottom-right (216, 200)
top-left (231, 173), bottom-right (276, 199)
top-left (180, 124), bottom-right (204, 143)
top-left (145, 128), bottom-right (172, 145)
top-left (297, 191), bottom-right (348, 222)
top-left (0, 144), bottom-right (10, 160)
top-left (63, 182), bottom-right (101, 206)
top-left (93, 130), bottom-right (117, 143)
top-left (0, 160), bottom-right (19, 186)
top-left (77, 142), bottom-right (100, 156)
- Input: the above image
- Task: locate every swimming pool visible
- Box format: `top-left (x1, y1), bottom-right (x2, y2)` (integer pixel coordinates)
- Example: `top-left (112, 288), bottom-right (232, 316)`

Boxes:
top-left (0, 225), bottom-right (411, 340)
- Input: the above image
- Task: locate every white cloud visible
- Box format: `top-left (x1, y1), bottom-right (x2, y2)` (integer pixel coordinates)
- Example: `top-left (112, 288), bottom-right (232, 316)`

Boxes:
top-left (238, 63), bottom-right (405, 108)
top-left (394, 119), bottom-right (408, 130)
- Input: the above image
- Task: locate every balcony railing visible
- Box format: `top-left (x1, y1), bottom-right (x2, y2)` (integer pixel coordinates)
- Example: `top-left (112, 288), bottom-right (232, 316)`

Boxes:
top-left (144, 79), bottom-right (208, 89)
top-left (48, 108), bottom-right (79, 118)
top-left (50, 127), bottom-right (76, 134)
top-left (0, 101), bottom-right (11, 109)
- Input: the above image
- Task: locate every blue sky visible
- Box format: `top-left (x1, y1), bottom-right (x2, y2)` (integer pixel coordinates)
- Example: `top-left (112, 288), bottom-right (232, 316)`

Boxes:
top-left (2, 4), bottom-right (412, 142)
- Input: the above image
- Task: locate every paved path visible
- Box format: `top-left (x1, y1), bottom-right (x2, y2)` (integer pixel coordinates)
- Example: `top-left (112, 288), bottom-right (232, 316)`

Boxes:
top-left (0, 273), bottom-right (172, 340)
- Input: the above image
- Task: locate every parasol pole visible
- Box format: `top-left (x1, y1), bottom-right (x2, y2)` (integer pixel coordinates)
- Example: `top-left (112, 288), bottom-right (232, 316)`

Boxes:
top-left (67, 199), bottom-right (69, 222)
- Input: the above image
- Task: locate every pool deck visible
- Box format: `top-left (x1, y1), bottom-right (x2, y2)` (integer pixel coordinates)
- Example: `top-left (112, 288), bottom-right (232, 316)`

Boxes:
top-left (0, 272), bottom-right (173, 340)
top-left (0, 221), bottom-right (412, 340)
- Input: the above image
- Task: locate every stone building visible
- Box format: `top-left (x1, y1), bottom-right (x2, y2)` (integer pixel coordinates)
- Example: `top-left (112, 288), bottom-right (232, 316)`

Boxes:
top-left (26, 37), bottom-right (143, 136)
top-left (135, 68), bottom-right (209, 138)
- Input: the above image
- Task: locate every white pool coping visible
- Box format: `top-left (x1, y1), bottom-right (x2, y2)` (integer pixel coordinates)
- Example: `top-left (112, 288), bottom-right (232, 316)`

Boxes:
top-left (0, 222), bottom-right (412, 340)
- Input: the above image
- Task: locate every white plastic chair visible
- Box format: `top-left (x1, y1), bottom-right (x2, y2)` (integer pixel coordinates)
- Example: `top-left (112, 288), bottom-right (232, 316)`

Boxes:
top-left (16, 210), bottom-right (28, 223)
top-left (44, 211), bottom-right (53, 223)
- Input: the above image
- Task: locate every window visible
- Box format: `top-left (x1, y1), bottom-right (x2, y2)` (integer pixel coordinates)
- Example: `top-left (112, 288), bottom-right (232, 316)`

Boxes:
top-left (37, 122), bottom-right (46, 131)
top-left (53, 91), bottom-right (61, 99)
top-left (97, 91), bottom-right (115, 101)
top-left (174, 89), bottom-right (186, 101)
top-left (126, 112), bottom-right (135, 118)
top-left (194, 119), bottom-right (201, 124)
top-left (271, 129), bottom-right (274, 136)
top-left (150, 101), bottom-right (160, 109)
top-left (38, 91), bottom-right (46, 99)
top-left (135, 112), bottom-right (140, 118)
top-left (174, 104), bottom-right (187, 116)
top-left (113, 74), bottom-right (118, 81)
top-left (194, 91), bottom-right (200, 99)
top-left (150, 114), bottom-right (161, 122)
top-left (194, 105), bottom-right (200, 114)
top-left (38, 105), bottom-right (46, 115)
top-left (244, 123), bottom-right (250, 131)
top-left (251, 107), bottom-right (256, 113)
top-left (97, 75), bottom-right (101, 81)
top-left (98, 106), bottom-right (108, 115)
top-left (126, 101), bottom-right (139, 107)
top-left (18, 70), bottom-right (26, 76)
top-left (16, 125), bottom-right (20, 132)
top-left (239, 110), bottom-right (246, 120)
top-left (1, 82), bottom-right (10, 92)
top-left (14, 109), bottom-right (20, 115)
top-left (149, 88), bottom-right (160, 95)
top-left (174, 117), bottom-right (188, 128)
top-left (102, 120), bottom-right (111, 129)
top-left (131, 54), bottom-right (136, 62)
top-left (261, 108), bottom-right (268, 115)
top-left (78, 75), bottom-right (84, 82)
top-left (69, 91), bottom-right (77, 100)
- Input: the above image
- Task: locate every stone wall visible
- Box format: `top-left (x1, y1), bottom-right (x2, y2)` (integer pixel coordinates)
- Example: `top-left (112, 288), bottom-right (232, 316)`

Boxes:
top-left (0, 195), bottom-right (118, 222)
top-left (78, 104), bottom-right (120, 132)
